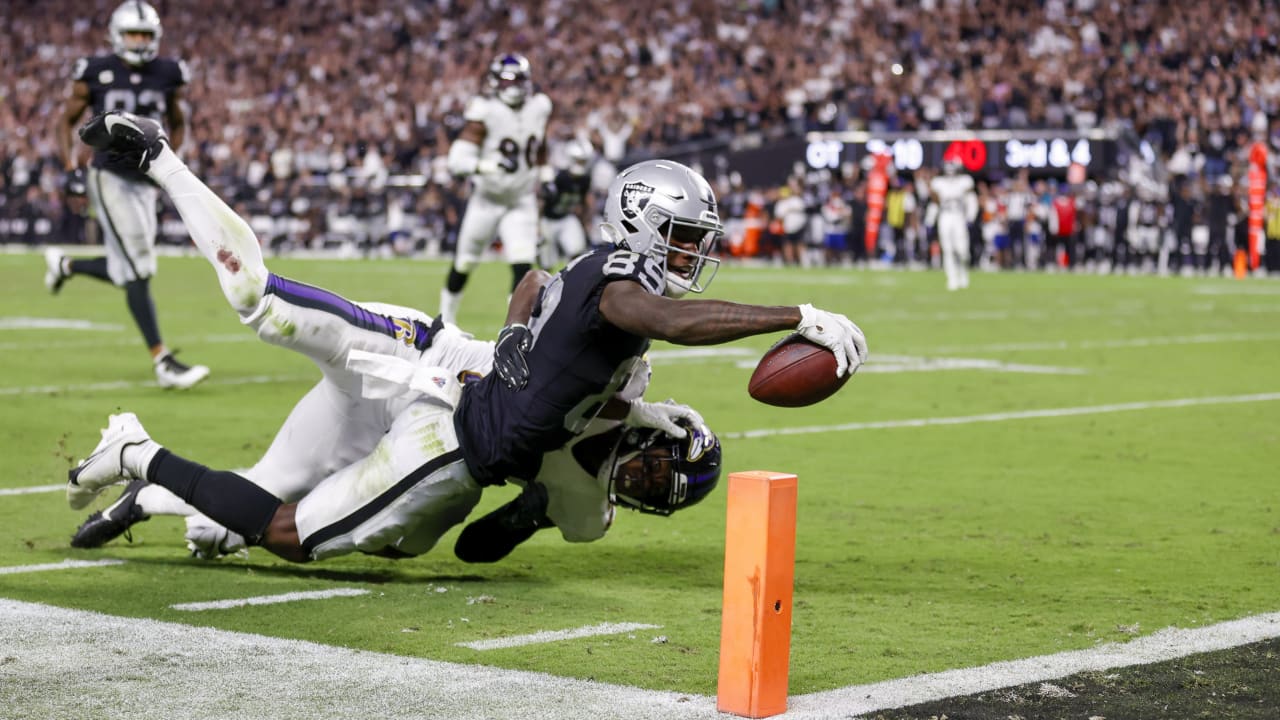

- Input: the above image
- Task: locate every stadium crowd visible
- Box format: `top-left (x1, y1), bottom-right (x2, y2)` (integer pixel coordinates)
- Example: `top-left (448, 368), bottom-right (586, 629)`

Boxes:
top-left (3, 0), bottom-right (1280, 273)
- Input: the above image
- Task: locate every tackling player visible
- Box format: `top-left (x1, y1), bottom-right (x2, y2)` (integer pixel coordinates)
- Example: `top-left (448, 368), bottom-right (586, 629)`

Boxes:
top-left (49, 0), bottom-right (208, 389)
top-left (439, 53), bottom-right (552, 324)
top-left (67, 111), bottom-right (868, 565)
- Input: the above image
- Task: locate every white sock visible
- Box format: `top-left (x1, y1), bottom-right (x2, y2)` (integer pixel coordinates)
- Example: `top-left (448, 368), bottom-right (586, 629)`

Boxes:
top-left (135, 484), bottom-right (197, 517)
top-left (440, 288), bottom-right (462, 325)
top-left (122, 440), bottom-right (163, 481)
top-left (147, 145), bottom-right (267, 315)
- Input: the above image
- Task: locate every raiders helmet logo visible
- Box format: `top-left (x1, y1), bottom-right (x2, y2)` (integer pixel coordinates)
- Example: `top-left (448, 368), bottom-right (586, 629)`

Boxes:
top-left (620, 181), bottom-right (655, 220)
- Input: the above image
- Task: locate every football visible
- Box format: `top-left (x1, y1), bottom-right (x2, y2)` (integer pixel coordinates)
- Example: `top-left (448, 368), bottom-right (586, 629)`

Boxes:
top-left (748, 334), bottom-right (851, 407)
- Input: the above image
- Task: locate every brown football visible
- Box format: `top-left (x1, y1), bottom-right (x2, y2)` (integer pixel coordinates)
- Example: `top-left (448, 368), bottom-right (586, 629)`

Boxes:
top-left (748, 334), bottom-right (851, 407)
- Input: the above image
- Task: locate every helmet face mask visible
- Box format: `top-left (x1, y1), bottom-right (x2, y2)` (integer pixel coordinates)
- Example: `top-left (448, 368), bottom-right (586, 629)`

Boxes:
top-left (488, 54), bottom-right (532, 107)
top-left (609, 423), bottom-right (722, 516)
top-left (603, 160), bottom-right (723, 298)
top-left (109, 1), bottom-right (162, 66)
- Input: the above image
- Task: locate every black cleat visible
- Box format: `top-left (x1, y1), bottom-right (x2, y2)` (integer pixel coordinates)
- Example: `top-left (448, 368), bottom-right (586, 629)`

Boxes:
top-left (78, 111), bottom-right (168, 173)
top-left (70, 478), bottom-right (150, 549)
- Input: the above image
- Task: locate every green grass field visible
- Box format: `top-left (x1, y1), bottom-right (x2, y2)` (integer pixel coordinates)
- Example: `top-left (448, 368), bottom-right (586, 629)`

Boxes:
top-left (1, 249), bottom-right (1278, 712)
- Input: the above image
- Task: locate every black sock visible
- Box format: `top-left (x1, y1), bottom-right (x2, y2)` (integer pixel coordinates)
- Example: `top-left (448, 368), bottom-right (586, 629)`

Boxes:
top-left (124, 278), bottom-right (163, 349)
top-left (445, 267), bottom-right (469, 293)
top-left (510, 263), bottom-right (532, 292)
top-left (146, 449), bottom-right (281, 544)
top-left (68, 256), bottom-right (112, 283)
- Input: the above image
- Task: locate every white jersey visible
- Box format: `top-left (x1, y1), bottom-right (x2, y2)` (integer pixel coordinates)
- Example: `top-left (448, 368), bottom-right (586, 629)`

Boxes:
top-left (466, 93), bottom-right (553, 202)
top-left (930, 173), bottom-right (976, 217)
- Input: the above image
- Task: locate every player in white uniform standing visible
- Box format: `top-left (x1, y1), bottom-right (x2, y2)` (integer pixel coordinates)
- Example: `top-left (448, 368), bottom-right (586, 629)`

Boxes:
top-left (440, 53), bottom-right (552, 324)
top-left (929, 158), bottom-right (979, 290)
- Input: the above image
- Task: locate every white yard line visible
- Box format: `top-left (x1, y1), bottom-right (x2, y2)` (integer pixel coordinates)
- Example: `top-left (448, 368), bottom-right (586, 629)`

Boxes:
top-left (0, 318), bottom-right (123, 331)
top-left (0, 373), bottom-right (310, 396)
top-left (723, 392), bottom-right (1280, 440)
top-left (924, 331), bottom-right (1280, 354)
top-left (2, 598), bottom-right (1278, 719)
top-left (0, 559), bottom-right (124, 575)
top-left (734, 354), bottom-right (1088, 375)
top-left (0, 484), bottom-right (63, 496)
top-left (456, 622), bottom-right (662, 651)
top-left (0, 332), bottom-right (253, 352)
top-left (170, 588), bottom-right (369, 612)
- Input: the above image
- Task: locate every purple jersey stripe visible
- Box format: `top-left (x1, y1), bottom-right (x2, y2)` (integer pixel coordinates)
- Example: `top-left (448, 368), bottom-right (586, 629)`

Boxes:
top-left (264, 273), bottom-right (432, 350)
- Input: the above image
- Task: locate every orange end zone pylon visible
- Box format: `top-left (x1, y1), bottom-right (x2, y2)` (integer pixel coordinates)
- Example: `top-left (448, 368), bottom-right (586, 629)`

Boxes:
top-left (717, 471), bottom-right (798, 718)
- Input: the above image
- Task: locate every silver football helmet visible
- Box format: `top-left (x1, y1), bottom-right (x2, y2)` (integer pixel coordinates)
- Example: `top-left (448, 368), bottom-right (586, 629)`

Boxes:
top-left (109, 0), bottom-right (162, 65)
top-left (565, 139), bottom-right (593, 175)
top-left (488, 53), bottom-right (532, 107)
top-left (601, 159), bottom-right (723, 298)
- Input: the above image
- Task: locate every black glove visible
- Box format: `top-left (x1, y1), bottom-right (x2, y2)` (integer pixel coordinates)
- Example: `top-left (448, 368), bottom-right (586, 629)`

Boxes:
top-left (62, 168), bottom-right (87, 198)
top-left (494, 323), bottom-right (533, 390)
top-left (454, 481), bottom-right (553, 563)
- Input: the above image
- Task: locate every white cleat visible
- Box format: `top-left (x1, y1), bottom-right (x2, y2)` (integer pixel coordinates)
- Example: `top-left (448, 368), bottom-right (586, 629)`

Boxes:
top-left (44, 247), bottom-right (69, 294)
top-left (67, 413), bottom-right (152, 510)
top-left (154, 353), bottom-right (210, 390)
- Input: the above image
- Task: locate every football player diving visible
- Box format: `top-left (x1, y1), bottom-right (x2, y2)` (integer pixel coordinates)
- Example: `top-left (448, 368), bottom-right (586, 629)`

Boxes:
top-left (50, 0), bottom-right (209, 389)
top-left (67, 110), bottom-right (867, 567)
top-left (65, 111), bottom-right (714, 564)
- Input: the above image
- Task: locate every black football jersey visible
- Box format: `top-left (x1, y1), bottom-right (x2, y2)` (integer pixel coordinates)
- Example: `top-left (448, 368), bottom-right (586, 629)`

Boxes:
top-left (541, 171), bottom-right (591, 220)
top-left (72, 54), bottom-right (188, 181)
top-left (454, 246), bottom-right (667, 485)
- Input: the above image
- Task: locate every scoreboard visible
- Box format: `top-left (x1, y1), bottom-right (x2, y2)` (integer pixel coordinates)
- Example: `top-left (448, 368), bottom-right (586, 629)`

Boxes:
top-left (803, 129), bottom-right (1121, 179)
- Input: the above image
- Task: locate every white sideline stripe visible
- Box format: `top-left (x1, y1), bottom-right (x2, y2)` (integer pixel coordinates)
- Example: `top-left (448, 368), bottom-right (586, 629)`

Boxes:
top-left (0, 317), bottom-right (123, 331)
top-left (724, 392), bottom-right (1280, 440)
top-left (0, 484), bottom-right (63, 496)
top-left (0, 373), bottom-right (310, 396)
top-left (0, 599), bottom-right (721, 720)
top-left (0, 559), bottom-right (124, 575)
top-left (457, 622), bottom-right (662, 651)
top-left (3, 598), bottom-right (1280, 719)
top-left (170, 588), bottom-right (369, 611)
top-left (789, 611), bottom-right (1280, 716)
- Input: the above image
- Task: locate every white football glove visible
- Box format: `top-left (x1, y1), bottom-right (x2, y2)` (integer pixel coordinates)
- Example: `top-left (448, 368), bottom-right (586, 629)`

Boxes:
top-left (796, 303), bottom-right (869, 377)
top-left (625, 399), bottom-right (705, 439)
top-left (184, 513), bottom-right (247, 560)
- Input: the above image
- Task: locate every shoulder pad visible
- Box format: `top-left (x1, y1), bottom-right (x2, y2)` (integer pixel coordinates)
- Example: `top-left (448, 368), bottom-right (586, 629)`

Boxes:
top-left (463, 96), bottom-right (493, 123)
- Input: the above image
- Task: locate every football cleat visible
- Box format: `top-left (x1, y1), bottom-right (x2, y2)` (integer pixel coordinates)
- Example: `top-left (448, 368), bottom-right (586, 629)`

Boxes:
top-left (78, 111), bottom-right (168, 174)
top-left (70, 478), bottom-right (150, 548)
top-left (155, 352), bottom-right (209, 390)
top-left (68, 412), bottom-right (152, 510)
top-left (44, 247), bottom-right (69, 294)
